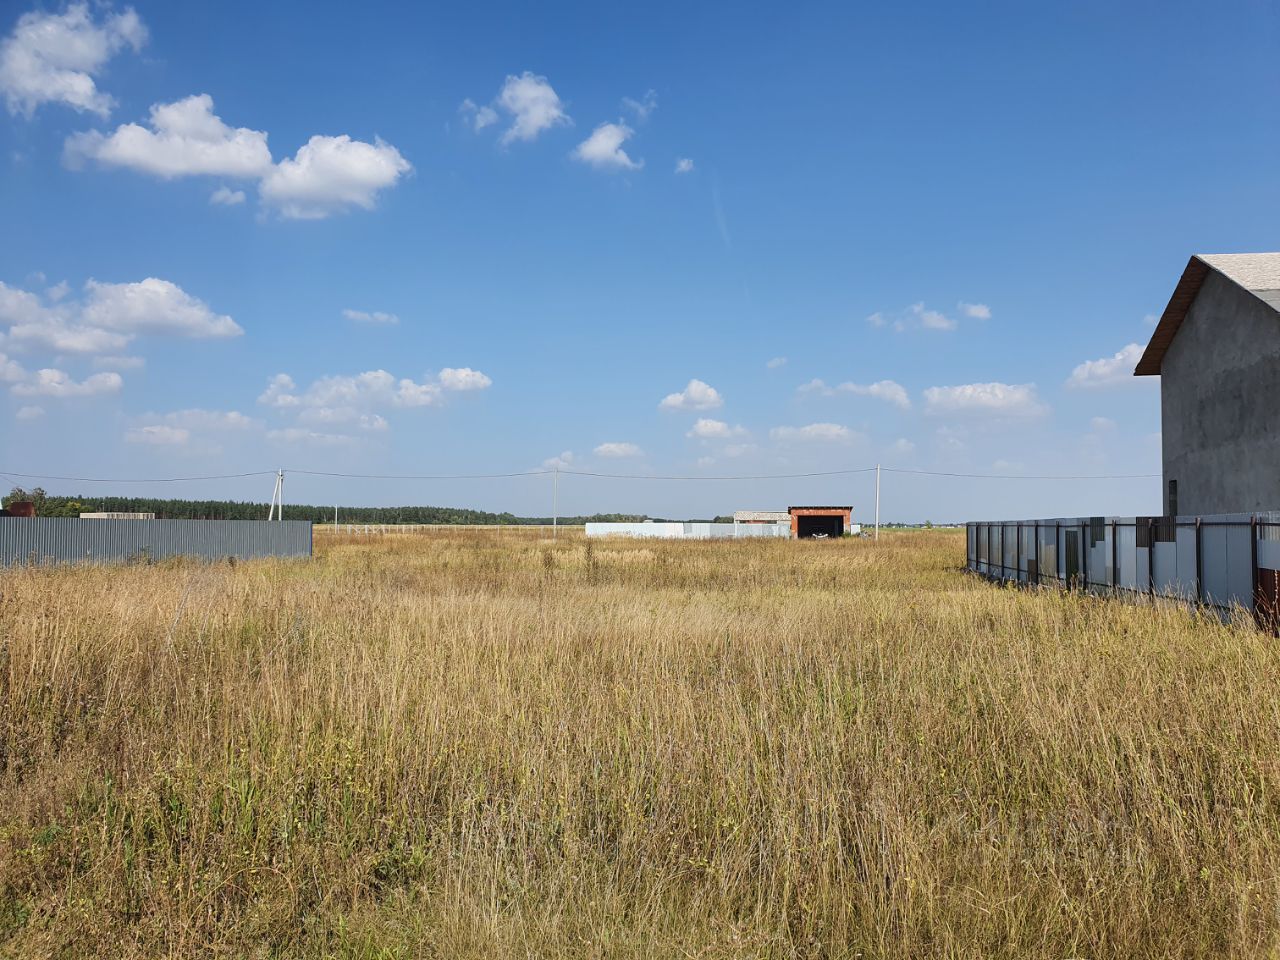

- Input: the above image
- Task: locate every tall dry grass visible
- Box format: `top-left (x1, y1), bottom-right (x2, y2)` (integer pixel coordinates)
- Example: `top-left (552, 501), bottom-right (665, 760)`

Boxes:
top-left (2, 529), bottom-right (1280, 958)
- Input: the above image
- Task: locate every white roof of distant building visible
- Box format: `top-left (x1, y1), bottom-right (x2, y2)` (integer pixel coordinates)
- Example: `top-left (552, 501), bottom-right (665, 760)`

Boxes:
top-left (734, 510), bottom-right (790, 522)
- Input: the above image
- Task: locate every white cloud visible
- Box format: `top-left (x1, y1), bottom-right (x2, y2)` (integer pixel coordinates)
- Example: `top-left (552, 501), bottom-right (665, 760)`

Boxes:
top-left (297, 407), bottom-right (387, 432)
top-left (866, 312), bottom-right (887, 328)
top-left (15, 404), bottom-right (44, 420)
top-left (0, 2), bottom-right (146, 118)
top-left (797, 378), bottom-right (910, 409)
top-left (659, 378), bottom-right (722, 411)
top-left (573, 121), bottom-right (642, 171)
top-left (958, 301), bottom-right (991, 320)
top-left (912, 302), bottom-right (956, 331)
top-left (266, 427), bottom-right (357, 446)
top-left (838, 379), bottom-right (911, 410)
top-left (1066, 343), bottom-right (1145, 389)
top-left (923, 382), bottom-right (1047, 418)
top-left (766, 356), bottom-right (787, 369)
top-left (66, 94), bottom-right (273, 178)
top-left (258, 373), bottom-right (299, 408)
top-left (438, 367), bottom-right (492, 391)
top-left (0, 277), bottom-right (237, 354)
top-left (542, 450), bottom-right (574, 470)
top-left (889, 438), bottom-right (915, 456)
top-left (770, 423), bottom-right (853, 443)
top-left (92, 354), bottom-right (144, 370)
top-left (458, 98), bottom-right (498, 131)
top-left (82, 278), bottom-right (242, 338)
top-left (687, 418), bottom-right (746, 439)
top-left (594, 441), bottom-right (642, 458)
top-left (210, 186), bottom-right (245, 205)
top-left (0, 351), bottom-right (25, 382)
top-left (674, 157), bottom-right (694, 174)
top-left (342, 308), bottom-right (399, 324)
top-left (153, 408), bottom-right (256, 431)
top-left (126, 424), bottom-right (188, 445)
top-left (622, 90), bottom-right (657, 121)
top-left (495, 72), bottom-right (570, 144)
top-left (12, 368), bottom-right (122, 398)
top-left (260, 135), bottom-right (411, 219)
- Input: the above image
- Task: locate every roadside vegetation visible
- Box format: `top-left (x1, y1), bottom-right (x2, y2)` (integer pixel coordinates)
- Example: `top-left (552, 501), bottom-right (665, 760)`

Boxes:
top-left (3, 529), bottom-right (1278, 957)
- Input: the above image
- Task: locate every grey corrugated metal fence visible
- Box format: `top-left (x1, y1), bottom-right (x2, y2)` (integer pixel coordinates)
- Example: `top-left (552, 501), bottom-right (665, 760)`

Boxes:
top-left (966, 513), bottom-right (1280, 622)
top-left (0, 518), bottom-right (312, 566)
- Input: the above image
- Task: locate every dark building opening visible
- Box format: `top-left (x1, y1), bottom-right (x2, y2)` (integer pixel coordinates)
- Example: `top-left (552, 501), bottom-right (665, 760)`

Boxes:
top-left (788, 507), bottom-right (852, 539)
top-left (796, 514), bottom-right (844, 538)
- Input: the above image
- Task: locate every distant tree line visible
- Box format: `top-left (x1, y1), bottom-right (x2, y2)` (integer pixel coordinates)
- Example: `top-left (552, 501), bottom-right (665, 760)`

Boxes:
top-left (2, 487), bottom-right (648, 525)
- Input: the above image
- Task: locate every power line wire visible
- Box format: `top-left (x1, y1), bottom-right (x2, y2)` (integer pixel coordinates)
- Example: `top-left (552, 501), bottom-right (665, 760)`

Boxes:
top-left (883, 467), bottom-right (1159, 481)
top-left (0, 469), bottom-right (277, 484)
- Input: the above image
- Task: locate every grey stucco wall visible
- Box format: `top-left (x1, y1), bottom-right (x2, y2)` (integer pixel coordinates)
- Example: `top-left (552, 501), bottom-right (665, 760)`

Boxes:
top-left (1161, 270), bottom-right (1280, 514)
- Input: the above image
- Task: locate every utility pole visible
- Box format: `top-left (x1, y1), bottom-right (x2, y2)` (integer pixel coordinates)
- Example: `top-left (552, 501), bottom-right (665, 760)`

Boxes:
top-left (874, 463), bottom-right (881, 541)
top-left (267, 469), bottom-right (284, 521)
top-left (334, 504), bottom-right (338, 528)
top-left (552, 466), bottom-right (559, 539)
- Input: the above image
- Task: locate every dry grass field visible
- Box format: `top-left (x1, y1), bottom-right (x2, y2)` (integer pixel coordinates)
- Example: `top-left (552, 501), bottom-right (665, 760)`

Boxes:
top-left (3, 529), bottom-right (1280, 958)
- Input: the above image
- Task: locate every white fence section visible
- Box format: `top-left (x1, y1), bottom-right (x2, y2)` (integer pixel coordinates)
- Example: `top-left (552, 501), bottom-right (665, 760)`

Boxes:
top-left (966, 512), bottom-right (1280, 617)
top-left (586, 521), bottom-right (792, 540)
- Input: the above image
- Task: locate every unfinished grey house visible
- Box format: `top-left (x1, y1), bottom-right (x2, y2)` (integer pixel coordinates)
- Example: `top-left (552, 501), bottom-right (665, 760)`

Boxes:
top-left (1136, 253), bottom-right (1280, 516)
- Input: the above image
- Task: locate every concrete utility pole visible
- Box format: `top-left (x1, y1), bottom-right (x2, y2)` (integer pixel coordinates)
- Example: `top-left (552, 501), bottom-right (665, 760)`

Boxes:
top-left (552, 466), bottom-right (559, 539)
top-left (267, 469), bottom-right (284, 521)
top-left (874, 463), bottom-right (881, 541)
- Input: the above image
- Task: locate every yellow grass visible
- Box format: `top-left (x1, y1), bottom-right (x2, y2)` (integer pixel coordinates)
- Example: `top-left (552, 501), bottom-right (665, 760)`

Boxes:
top-left (3, 529), bottom-right (1280, 958)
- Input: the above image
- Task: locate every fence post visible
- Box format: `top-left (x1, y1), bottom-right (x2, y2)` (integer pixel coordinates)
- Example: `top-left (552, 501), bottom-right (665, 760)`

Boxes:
top-left (1251, 515), bottom-right (1259, 620)
top-left (1111, 519), bottom-right (1118, 592)
top-left (1081, 522), bottom-right (1088, 592)
top-left (1195, 517), bottom-right (1203, 604)
top-left (1148, 518), bottom-right (1155, 598)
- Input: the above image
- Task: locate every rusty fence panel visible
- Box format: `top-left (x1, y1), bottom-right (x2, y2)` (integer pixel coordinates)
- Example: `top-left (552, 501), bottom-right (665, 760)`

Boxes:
top-left (0, 518), bottom-right (312, 566)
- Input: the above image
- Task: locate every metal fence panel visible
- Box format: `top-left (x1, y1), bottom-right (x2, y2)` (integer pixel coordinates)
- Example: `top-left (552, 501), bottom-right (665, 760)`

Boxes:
top-left (0, 518), bottom-right (312, 566)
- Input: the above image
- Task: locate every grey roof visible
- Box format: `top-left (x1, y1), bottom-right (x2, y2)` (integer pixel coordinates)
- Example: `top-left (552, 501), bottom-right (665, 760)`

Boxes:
top-left (1135, 252), bottom-right (1280, 376)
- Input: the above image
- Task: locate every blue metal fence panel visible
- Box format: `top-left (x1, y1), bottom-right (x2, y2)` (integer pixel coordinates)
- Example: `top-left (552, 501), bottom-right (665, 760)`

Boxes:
top-left (0, 518), bottom-right (312, 566)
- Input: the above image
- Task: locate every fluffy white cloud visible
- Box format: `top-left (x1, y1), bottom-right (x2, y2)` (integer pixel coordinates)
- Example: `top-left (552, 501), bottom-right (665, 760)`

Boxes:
top-left (594, 441), bottom-right (642, 458)
top-left (297, 407), bottom-right (388, 432)
top-left (153, 408), bottom-right (255, 431)
top-left (0, 351), bottom-right (25, 382)
top-left (66, 94), bottom-right (273, 178)
top-left (766, 356), bottom-right (787, 369)
top-left (126, 424), bottom-right (188, 445)
top-left (92, 354), bottom-right (144, 370)
top-left (266, 428), bottom-right (357, 446)
top-left (1066, 343), bottom-right (1145, 389)
top-left (260, 135), bottom-right (411, 219)
top-left (622, 90), bottom-right (657, 121)
top-left (258, 373), bottom-right (299, 408)
top-left (770, 423), bottom-right (853, 443)
top-left (495, 72), bottom-right (570, 144)
top-left (923, 382), bottom-right (1047, 418)
top-left (12, 368), bottom-right (121, 398)
top-left (15, 404), bottom-right (44, 420)
top-left (912, 302), bottom-right (955, 331)
top-left (458, 98), bottom-right (499, 131)
top-left (959, 301), bottom-right (992, 320)
top-left (798, 378), bottom-right (910, 409)
top-left (839, 379), bottom-right (910, 409)
top-left (82, 278), bottom-right (242, 338)
top-left (687, 418), bottom-right (746, 439)
top-left (674, 157), bottom-right (694, 174)
top-left (573, 121), bottom-right (642, 171)
top-left (0, 277), bottom-right (238, 355)
top-left (342, 308), bottom-right (399, 324)
top-left (210, 186), bottom-right (245, 205)
top-left (0, 3), bottom-right (146, 118)
top-left (439, 367), bottom-right (492, 391)
top-left (542, 450), bottom-right (574, 470)
top-left (659, 378), bottom-right (722, 412)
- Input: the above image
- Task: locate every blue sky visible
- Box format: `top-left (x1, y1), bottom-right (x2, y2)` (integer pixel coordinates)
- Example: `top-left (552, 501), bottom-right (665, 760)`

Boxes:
top-left (1, 0), bottom-right (1277, 521)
